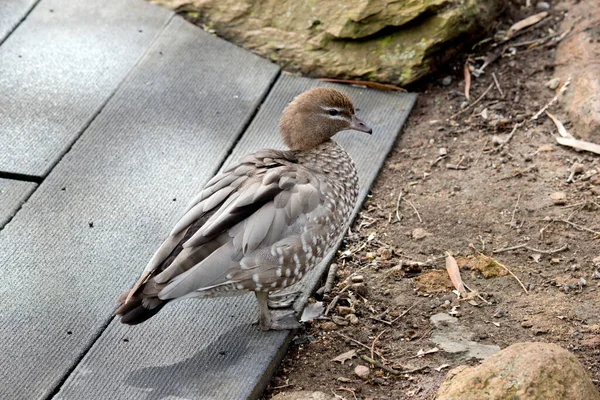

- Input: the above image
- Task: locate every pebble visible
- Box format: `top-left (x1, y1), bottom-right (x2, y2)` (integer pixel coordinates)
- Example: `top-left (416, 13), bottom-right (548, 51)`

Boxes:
top-left (332, 315), bottom-right (349, 326)
top-left (351, 275), bottom-right (364, 283)
top-left (536, 1), bottom-right (550, 10)
top-left (545, 77), bottom-right (560, 90)
top-left (442, 76), bottom-right (453, 86)
top-left (321, 321), bottom-right (338, 331)
top-left (521, 321), bottom-right (533, 328)
top-left (346, 314), bottom-right (360, 325)
top-left (354, 365), bottom-right (370, 379)
top-left (593, 270), bottom-right (600, 280)
top-left (439, 147), bottom-right (448, 156)
top-left (550, 191), bottom-right (567, 205)
top-left (337, 306), bottom-right (354, 316)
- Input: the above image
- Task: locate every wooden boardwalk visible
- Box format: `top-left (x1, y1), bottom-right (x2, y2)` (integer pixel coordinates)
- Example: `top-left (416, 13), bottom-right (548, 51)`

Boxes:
top-left (0, 1), bottom-right (416, 399)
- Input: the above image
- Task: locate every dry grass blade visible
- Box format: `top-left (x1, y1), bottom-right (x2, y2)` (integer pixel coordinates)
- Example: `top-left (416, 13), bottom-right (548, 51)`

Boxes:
top-left (532, 78), bottom-right (570, 120)
top-left (317, 78), bottom-right (406, 92)
top-left (546, 111), bottom-right (574, 139)
top-left (445, 253), bottom-right (467, 296)
top-left (371, 329), bottom-right (387, 360)
top-left (506, 11), bottom-right (548, 39)
top-left (556, 137), bottom-right (600, 156)
top-left (484, 254), bottom-right (528, 294)
top-left (464, 60), bottom-right (471, 101)
top-left (450, 83), bottom-right (494, 119)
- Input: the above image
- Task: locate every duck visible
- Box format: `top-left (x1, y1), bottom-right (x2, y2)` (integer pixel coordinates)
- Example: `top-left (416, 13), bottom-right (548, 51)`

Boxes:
top-left (114, 87), bottom-right (372, 330)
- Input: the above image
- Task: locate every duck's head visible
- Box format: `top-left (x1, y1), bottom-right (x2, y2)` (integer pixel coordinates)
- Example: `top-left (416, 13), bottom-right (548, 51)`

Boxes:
top-left (279, 87), bottom-right (372, 150)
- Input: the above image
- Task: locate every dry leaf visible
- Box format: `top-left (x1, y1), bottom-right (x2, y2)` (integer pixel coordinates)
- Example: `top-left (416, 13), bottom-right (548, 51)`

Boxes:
top-left (332, 349), bottom-right (357, 364)
top-left (556, 137), bottom-right (600, 156)
top-left (435, 364), bottom-right (451, 372)
top-left (415, 347), bottom-right (440, 357)
top-left (445, 253), bottom-right (467, 296)
top-left (506, 11), bottom-right (548, 39)
top-left (546, 111), bottom-right (574, 138)
top-left (464, 61), bottom-right (471, 101)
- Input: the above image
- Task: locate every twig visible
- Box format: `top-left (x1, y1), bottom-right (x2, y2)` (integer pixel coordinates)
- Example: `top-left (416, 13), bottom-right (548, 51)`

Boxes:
top-left (335, 332), bottom-right (384, 359)
top-left (556, 219), bottom-right (600, 236)
top-left (490, 256), bottom-right (529, 294)
top-left (496, 122), bottom-right (523, 152)
top-left (492, 72), bottom-right (504, 97)
top-left (531, 78), bottom-right (570, 120)
top-left (338, 387), bottom-right (357, 400)
top-left (369, 316), bottom-right (392, 326)
top-left (493, 243), bottom-right (568, 254)
top-left (323, 263), bottom-right (338, 295)
top-left (389, 301), bottom-right (422, 324)
top-left (450, 83), bottom-right (494, 119)
top-left (464, 60), bottom-right (471, 101)
top-left (325, 295), bottom-right (339, 316)
top-left (371, 329), bottom-right (387, 360)
top-left (395, 191), bottom-right (403, 222)
top-left (510, 193), bottom-right (521, 226)
top-left (463, 283), bottom-right (492, 305)
top-left (360, 355), bottom-right (401, 375)
top-left (474, 139), bottom-right (489, 166)
top-left (405, 198), bottom-right (422, 223)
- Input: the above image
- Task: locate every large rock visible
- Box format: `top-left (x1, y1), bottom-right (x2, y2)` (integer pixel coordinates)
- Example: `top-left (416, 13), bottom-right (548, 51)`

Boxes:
top-left (437, 342), bottom-right (600, 400)
top-left (152, 0), bottom-right (504, 85)
top-left (554, 0), bottom-right (600, 142)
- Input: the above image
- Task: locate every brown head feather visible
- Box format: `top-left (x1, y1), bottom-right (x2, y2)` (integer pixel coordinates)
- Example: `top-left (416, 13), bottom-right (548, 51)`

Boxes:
top-left (279, 87), bottom-right (371, 150)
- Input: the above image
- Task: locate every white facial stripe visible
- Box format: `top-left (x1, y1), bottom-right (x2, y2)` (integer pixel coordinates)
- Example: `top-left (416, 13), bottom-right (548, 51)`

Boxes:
top-left (323, 113), bottom-right (350, 121)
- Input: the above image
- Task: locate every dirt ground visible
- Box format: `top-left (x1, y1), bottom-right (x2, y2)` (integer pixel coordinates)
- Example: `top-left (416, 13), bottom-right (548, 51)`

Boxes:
top-left (263, 2), bottom-right (600, 399)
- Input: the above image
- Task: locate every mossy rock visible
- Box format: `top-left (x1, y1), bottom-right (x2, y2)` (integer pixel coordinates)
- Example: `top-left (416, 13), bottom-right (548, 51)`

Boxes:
top-left (152, 0), bottom-right (504, 85)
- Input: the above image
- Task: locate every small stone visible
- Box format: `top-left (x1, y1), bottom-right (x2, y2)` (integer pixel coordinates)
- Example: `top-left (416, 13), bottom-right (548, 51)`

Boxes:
top-left (536, 1), bottom-right (550, 10)
top-left (321, 321), bottom-right (338, 331)
top-left (571, 162), bottom-right (585, 174)
top-left (545, 77), bottom-right (560, 90)
top-left (551, 258), bottom-right (561, 264)
top-left (593, 270), bottom-right (600, 280)
top-left (441, 76), bottom-right (452, 86)
top-left (550, 191), bottom-right (567, 205)
top-left (332, 315), bottom-right (348, 326)
top-left (337, 306), bottom-right (354, 316)
top-left (521, 321), bottom-right (533, 328)
top-left (412, 228), bottom-right (432, 240)
top-left (354, 365), bottom-right (370, 379)
top-left (350, 275), bottom-right (364, 283)
top-left (430, 313), bottom-right (458, 329)
top-left (377, 247), bottom-right (393, 260)
top-left (538, 144), bottom-right (554, 152)
top-left (346, 314), bottom-right (359, 325)
top-left (439, 147), bottom-right (448, 156)
top-left (579, 277), bottom-right (587, 287)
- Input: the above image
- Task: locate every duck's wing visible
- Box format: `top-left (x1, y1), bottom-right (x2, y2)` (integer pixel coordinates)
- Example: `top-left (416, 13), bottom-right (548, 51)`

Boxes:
top-left (118, 148), bottom-right (325, 309)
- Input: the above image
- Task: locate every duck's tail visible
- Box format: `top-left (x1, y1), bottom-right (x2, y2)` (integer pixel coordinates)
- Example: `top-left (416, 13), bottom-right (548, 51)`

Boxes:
top-left (113, 289), bottom-right (168, 325)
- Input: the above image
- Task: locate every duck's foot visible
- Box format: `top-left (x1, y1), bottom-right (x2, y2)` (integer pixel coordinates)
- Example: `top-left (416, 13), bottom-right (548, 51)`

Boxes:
top-left (256, 292), bottom-right (302, 331)
top-left (267, 290), bottom-right (302, 309)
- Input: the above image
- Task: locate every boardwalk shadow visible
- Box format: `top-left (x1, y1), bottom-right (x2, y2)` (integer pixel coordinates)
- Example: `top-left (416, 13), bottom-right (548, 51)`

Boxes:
top-left (125, 324), bottom-right (278, 400)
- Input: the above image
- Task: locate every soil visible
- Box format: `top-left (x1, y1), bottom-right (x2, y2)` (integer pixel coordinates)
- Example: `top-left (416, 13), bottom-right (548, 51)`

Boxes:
top-left (262, 1), bottom-right (600, 399)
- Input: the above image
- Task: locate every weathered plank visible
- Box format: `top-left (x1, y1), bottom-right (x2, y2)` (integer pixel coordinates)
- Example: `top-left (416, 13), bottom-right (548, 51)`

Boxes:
top-left (0, 178), bottom-right (36, 228)
top-left (0, 16), bottom-right (279, 400)
top-left (55, 76), bottom-right (416, 399)
top-left (0, 0), bottom-right (172, 177)
top-left (0, 0), bottom-right (38, 43)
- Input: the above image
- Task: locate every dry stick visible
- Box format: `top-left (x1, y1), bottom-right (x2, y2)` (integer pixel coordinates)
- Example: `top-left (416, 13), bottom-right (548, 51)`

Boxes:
top-left (462, 283), bottom-right (492, 305)
top-left (490, 256), bottom-right (529, 294)
top-left (389, 301), bottom-right (422, 324)
top-left (395, 191), bottom-right (403, 222)
top-left (450, 83), bottom-right (495, 119)
top-left (335, 332), bottom-right (384, 359)
top-left (493, 243), bottom-right (569, 254)
top-left (531, 79), bottom-right (570, 120)
top-left (510, 193), bottom-right (521, 226)
top-left (405, 198), bottom-right (422, 223)
top-left (492, 72), bottom-right (504, 97)
top-left (496, 122), bottom-right (523, 152)
top-left (557, 219), bottom-right (600, 236)
top-left (474, 138), bottom-right (490, 166)
top-left (323, 263), bottom-right (339, 295)
top-left (371, 329), bottom-right (387, 360)
top-left (358, 355), bottom-right (431, 376)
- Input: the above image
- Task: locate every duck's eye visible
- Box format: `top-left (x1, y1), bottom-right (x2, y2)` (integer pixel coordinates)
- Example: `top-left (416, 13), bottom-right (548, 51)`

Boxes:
top-left (328, 109), bottom-right (339, 116)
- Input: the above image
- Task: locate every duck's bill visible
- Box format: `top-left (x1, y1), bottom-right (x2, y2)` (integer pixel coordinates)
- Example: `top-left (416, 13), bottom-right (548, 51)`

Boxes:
top-left (349, 115), bottom-right (373, 134)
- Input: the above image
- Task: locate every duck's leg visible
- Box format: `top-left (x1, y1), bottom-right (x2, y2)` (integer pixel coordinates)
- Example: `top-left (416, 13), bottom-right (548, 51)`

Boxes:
top-left (256, 291), bottom-right (301, 331)
top-left (267, 290), bottom-right (302, 309)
